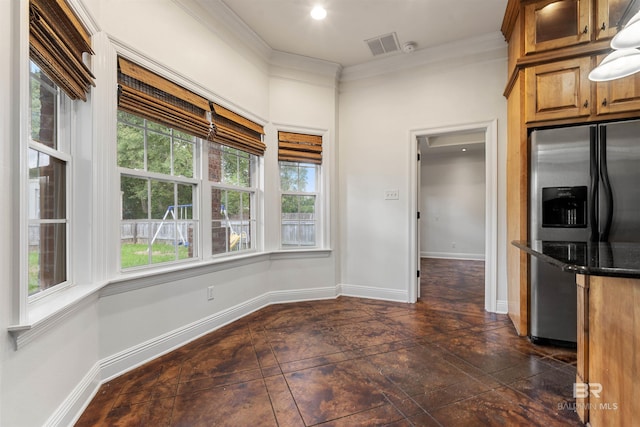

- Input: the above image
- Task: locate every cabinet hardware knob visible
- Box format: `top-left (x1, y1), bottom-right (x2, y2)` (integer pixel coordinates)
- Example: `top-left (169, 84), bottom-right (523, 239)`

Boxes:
top-left (583, 25), bottom-right (589, 34)
top-left (584, 100), bottom-right (589, 108)
top-left (601, 22), bottom-right (606, 31)
top-left (602, 98), bottom-right (608, 107)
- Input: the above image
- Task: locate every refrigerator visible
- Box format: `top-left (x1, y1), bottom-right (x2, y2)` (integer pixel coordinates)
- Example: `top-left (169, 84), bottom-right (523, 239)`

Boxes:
top-left (529, 120), bottom-right (640, 346)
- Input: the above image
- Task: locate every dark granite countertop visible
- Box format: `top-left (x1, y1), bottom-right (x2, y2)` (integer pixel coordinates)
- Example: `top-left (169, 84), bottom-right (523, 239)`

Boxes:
top-left (512, 240), bottom-right (640, 278)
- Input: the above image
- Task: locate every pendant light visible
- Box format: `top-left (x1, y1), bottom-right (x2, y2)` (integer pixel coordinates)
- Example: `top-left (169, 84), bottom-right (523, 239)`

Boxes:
top-left (588, 48), bottom-right (640, 81)
top-left (589, 10), bottom-right (640, 81)
top-left (611, 10), bottom-right (640, 49)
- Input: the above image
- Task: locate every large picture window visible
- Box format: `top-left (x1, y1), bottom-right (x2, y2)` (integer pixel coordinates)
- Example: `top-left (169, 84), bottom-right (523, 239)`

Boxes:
top-left (208, 143), bottom-right (257, 255)
top-left (118, 111), bottom-right (199, 269)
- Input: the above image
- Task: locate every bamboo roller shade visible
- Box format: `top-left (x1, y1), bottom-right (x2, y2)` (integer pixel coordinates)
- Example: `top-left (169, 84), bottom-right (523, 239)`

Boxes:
top-left (30, 0), bottom-right (95, 101)
top-left (211, 103), bottom-right (266, 156)
top-left (118, 57), bottom-right (211, 140)
top-left (278, 131), bottom-right (322, 164)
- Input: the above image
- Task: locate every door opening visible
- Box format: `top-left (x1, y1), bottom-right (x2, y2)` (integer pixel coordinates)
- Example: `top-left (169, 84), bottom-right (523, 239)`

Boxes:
top-left (409, 120), bottom-right (498, 312)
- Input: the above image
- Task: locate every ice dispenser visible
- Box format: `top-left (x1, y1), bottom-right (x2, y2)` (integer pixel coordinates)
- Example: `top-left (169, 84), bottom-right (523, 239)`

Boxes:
top-left (542, 186), bottom-right (587, 228)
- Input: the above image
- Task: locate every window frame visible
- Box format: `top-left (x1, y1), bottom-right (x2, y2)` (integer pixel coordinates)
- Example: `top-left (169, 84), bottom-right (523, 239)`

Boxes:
top-left (117, 111), bottom-right (202, 271)
top-left (207, 142), bottom-right (260, 257)
top-left (278, 160), bottom-right (322, 250)
top-left (26, 60), bottom-right (74, 303)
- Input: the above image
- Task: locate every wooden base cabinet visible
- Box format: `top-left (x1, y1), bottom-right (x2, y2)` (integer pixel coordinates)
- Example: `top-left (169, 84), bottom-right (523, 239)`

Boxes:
top-left (576, 274), bottom-right (640, 426)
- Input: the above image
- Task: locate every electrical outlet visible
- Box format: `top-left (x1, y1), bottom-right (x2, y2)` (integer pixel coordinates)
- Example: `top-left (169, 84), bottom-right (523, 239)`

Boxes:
top-left (384, 189), bottom-right (399, 200)
top-left (207, 286), bottom-right (215, 301)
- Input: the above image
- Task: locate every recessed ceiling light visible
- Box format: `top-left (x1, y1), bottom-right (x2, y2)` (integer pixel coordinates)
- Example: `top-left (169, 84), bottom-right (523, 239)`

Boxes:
top-left (310, 5), bottom-right (327, 20)
top-left (461, 148), bottom-right (467, 152)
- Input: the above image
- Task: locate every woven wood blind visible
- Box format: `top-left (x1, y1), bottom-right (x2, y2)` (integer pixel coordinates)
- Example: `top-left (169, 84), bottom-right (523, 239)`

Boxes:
top-left (278, 131), bottom-right (323, 164)
top-left (29, 0), bottom-right (95, 101)
top-left (117, 57), bottom-right (211, 140)
top-left (211, 103), bottom-right (265, 156)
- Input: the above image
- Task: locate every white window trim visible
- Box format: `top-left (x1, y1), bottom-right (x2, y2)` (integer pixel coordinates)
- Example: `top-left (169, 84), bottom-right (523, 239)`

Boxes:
top-left (274, 125), bottom-right (329, 251)
top-left (207, 143), bottom-right (260, 257)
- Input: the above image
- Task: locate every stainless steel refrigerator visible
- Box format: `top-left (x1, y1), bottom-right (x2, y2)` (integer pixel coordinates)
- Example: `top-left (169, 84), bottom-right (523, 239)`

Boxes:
top-left (530, 120), bottom-right (640, 345)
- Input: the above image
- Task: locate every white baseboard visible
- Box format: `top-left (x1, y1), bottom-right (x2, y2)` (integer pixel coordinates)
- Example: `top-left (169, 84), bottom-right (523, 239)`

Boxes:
top-left (496, 299), bottom-right (508, 314)
top-left (421, 251), bottom-right (485, 261)
top-left (337, 283), bottom-right (409, 303)
top-left (45, 363), bottom-right (101, 427)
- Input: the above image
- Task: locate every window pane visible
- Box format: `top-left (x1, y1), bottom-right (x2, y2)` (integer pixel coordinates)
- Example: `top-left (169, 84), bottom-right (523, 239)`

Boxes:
top-left (117, 121), bottom-right (145, 169)
top-left (280, 163), bottom-right (299, 191)
top-left (121, 176), bottom-right (149, 220)
top-left (177, 184), bottom-right (194, 218)
top-left (147, 121), bottom-right (170, 135)
top-left (298, 164), bottom-right (317, 192)
top-left (173, 138), bottom-right (195, 178)
top-left (150, 221), bottom-right (176, 264)
top-left (28, 149), bottom-right (66, 220)
top-left (281, 194), bottom-right (316, 247)
top-left (147, 131), bottom-right (171, 175)
top-left (29, 223), bottom-right (66, 295)
top-left (208, 143), bottom-right (255, 187)
top-left (150, 180), bottom-right (174, 219)
top-left (118, 110), bottom-right (144, 126)
top-left (211, 188), bottom-right (252, 254)
top-left (30, 61), bottom-right (57, 149)
top-left (120, 222), bottom-right (151, 268)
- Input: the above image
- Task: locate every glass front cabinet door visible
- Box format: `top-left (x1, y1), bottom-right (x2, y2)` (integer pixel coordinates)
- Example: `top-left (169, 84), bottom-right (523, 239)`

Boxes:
top-left (525, 0), bottom-right (591, 54)
top-left (595, 0), bottom-right (640, 40)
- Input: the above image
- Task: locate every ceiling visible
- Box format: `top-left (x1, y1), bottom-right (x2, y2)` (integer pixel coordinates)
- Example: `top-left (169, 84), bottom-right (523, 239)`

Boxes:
top-left (189, 0), bottom-right (509, 68)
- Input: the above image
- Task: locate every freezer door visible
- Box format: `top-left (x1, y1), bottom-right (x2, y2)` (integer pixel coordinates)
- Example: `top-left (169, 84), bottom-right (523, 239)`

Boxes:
top-left (530, 126), bottom-right (592, 242)
top-left (601, 121), bottom-right (640, 242)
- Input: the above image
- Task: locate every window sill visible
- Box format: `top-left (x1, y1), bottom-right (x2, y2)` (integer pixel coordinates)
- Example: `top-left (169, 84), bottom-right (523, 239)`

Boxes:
top-left (7, 281), bottom-right (105, 350)
top-left (7, 248), bottom-right (332, 350)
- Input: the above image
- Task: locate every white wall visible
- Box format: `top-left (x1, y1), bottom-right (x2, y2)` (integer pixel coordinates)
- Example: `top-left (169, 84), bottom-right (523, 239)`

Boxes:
top-left (1, 1), bottom-right (508, 425)
top-left (420, 147), bottom-right (486, 260)
top-left (338, 47), bottom-right (508, 303)
top-left (1, 1), bottom-right (339, 426)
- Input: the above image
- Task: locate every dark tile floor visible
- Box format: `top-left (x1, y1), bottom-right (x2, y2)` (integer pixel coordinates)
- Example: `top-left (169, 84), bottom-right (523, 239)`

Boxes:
top-left (75, 258), bottom-right (582, 426)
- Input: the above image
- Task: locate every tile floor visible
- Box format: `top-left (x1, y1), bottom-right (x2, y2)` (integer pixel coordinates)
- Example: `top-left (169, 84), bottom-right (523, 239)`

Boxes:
top-left (75, 258), bottom-right (582, 426)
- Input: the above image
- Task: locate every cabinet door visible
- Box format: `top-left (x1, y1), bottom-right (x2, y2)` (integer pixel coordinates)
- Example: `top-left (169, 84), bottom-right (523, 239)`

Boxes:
top-left (525, 57), bottom-right (592, 123)
top-left (595, 54), bottom-right (640, 114)
top-left (525, 0), bottom-right (591, 54)
top-left (596, 0), bottom-right (640, 40)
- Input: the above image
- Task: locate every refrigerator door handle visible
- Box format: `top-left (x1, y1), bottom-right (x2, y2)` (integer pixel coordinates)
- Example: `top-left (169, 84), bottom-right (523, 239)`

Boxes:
top-left (599, 126), bottom-right (614, 241)
top-left (589, 127), bottom-right (599, 242)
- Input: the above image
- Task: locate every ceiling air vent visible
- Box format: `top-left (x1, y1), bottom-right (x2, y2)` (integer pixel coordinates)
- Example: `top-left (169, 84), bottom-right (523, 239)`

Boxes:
top-left (365, 32), bottom-right (400, 56)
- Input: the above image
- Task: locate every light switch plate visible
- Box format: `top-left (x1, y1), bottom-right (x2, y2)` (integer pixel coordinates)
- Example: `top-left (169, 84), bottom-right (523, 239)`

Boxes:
top-left (384, 189), bottom-right (399, 200)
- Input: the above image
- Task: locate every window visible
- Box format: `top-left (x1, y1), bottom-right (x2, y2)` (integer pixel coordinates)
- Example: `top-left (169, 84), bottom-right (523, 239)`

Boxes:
top-left (28, 61), bottom-right (70, 297)
top-left (118, 111), bottom-right (199, 269)
top-left (278, 131), bottom-right (323, 248)
top-left (24, 0), bottom-right (94, 300)
top-left (280, 162), bottom-right (319, 248)
top-left (208, 143), bottom-right (257, 255)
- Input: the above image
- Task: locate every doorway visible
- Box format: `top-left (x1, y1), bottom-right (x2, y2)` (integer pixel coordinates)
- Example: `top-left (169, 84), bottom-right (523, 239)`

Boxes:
top-left (408, 120), bottom-right (498, 312)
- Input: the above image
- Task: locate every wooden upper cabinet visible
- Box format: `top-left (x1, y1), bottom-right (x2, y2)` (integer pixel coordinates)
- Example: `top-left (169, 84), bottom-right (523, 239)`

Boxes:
top-left (525, 56), bottom-right (592, 122)
top-left (595, 0), bottom-right (640, 40)
top-left (525, 0), bottom-right (591, 54)
top-left (595, 53), bottom-right (640, 114)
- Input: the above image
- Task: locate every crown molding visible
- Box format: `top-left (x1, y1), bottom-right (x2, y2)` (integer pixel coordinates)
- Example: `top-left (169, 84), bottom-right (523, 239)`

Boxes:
top-left (269, 50), bottom-right (342, 83)
top-left (173, 0), bottom-right (271, 62)
top-left (340, 32), bottom-right (508, 82)
top-left (173, 1), bottom-right (506, 84)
